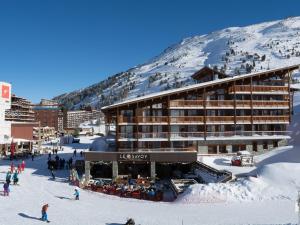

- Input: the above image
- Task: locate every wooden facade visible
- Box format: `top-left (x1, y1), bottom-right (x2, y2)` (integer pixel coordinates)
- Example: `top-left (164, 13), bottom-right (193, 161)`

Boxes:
top-left (102, 65), bottom-right (299, 154)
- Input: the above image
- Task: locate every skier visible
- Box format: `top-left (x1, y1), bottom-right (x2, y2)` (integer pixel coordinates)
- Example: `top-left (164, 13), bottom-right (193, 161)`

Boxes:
top-left (10, 162), bottom-right (14, 173)
top-left (17, 164), bottom-right (22, 174)
top-left (49, 165), bottom-right (55, 180)
top-left (68, 157), bottom-right (73, 169)
top-left (13, 170), bottom-right (19, 185)
top-left (73, 149), bottom-right (77, 158)
top-left (41, 203), bottom-right (50, 222)
top-left (21, 160), bottom-right (26, 171)
top-left (3, 182), bottom-right (10, 196)
top-left (80, 151), bottom-right (83, 157)
top-left (6, 171), bottom-right (11, 185)
top-left (48, 152), bottom-right (51, 160)
top-left (74, 188), bottom-right (79, 200)
top-left (31, 153), bottom-right (34, 161)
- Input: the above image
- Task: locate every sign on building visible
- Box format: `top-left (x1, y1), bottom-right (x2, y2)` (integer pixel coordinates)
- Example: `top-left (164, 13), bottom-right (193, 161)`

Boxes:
top-left (0, 82), bottom-right (11, 144)
top-left (0, 82), bottom-right (11, 110)
top-left (118, 153), bottom-right (150, 161)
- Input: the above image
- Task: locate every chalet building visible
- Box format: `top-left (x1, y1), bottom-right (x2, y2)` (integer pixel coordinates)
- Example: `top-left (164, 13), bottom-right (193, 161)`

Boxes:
top-left (84, 65), bottom-right (299, 180)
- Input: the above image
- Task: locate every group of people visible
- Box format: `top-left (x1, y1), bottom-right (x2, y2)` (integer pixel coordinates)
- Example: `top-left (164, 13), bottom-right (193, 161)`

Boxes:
top-left (3, 161), bottom-right (25, 196)
top-left (2, 145), bottom-right (85, 223)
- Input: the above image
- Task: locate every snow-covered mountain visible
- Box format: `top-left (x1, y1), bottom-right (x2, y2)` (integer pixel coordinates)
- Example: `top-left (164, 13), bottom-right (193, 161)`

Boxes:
top-left (53, 16), bottom-right (300, 109)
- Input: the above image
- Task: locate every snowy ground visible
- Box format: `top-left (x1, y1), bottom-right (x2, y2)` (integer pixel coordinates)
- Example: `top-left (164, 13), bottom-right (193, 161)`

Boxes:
top-left (1, 94), bottom-right (300, 225)
top-left (0, 136), bottom-right (299, 225)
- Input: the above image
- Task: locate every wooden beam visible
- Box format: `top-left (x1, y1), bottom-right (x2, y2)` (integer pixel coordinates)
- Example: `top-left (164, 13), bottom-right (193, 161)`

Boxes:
top-left (288, 71), bottom-right (292, 122)
top-left (233, 81), bottom-right (237, 134)
top-left (167, 96), bottom-right (171, 144)
top-left (135, 103), bottom-right (139, 150)
top-left (116, 107), bottom-right (120, 151)
top-left (203, 88), bottom-right (207, 141)
top-left (250, 76), bottom-right (253, 132)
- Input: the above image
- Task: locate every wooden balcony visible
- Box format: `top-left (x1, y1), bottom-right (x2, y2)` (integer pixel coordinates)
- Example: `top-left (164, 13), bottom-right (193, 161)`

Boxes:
top-left (170, 116), bottom-right (204, 124)
top-left (118, 115), bottom-right (289, 125)
top-left (118, 147), bottom-right (196, 152)
top-left (170, 100), bottom-right (204, 108)
top-left (169, 100), bottom-right (289, 109)
top-left (229, 85), bottom-right (289, 94)
top-left (137, 116), bottom-right (168, 124)
top-left (118, 130), bottom-right (291, 141)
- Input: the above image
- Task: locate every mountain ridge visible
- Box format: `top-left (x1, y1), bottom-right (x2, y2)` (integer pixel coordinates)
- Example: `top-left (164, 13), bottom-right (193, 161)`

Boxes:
top-left (53, 16), bottom-right (300, 109)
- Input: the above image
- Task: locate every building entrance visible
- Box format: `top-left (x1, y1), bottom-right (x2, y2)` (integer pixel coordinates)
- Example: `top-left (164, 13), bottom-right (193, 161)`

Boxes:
top-left (118, 162), bottom-right (150, 179)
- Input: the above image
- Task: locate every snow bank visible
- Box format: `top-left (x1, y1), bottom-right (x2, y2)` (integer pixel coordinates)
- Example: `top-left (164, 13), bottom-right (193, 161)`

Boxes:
top-left (178, 161), bottom-right (300, 204)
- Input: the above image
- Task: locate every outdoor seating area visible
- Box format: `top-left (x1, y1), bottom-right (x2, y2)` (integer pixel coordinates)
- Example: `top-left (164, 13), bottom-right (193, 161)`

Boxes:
top-left (85, 177), bottom-right (172, 201)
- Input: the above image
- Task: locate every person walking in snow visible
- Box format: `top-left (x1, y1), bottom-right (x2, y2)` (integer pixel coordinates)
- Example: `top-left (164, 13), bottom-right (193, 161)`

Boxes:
top-left (68, 157), bottom-right (73, 169)
top-left (10, 162), bottom-right (14, 173)
top-left (74, 188), bottom-right (79, 200)
top-left (41, 203), bottom-right (50, 222)
top-left (6, 171), bottom-right (11, 185)
top-left (3, 182), bottom-right (10, 196)
top-left (21, 160), bottom-right (26, 171)
top-left (73, 149), bottom-right (77, 158)
top-left (13, 170), bottom-right (19, 185)
top-left (17, 164), bottom-right (22, 174)
top-left (49, 165), bottom-right (55, 180)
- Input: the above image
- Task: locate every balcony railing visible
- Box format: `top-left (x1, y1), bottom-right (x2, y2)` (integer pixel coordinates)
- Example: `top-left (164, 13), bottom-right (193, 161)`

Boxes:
top-left (118, 115), bottom-right (289, 124)
top-left (170, 100), bottom-right (204, 108)
top-left (170, 116), bottom-right (204, 123)
top-left (169, 100), bottom-right (289, 108)
top-left (118, 147), bottom-right (197, 152)
top-left (229, 85), bottom-right (289, 93)
top-left (137, 116), bottom-right (168, 123)
top-left (118, 131), bottom-right (291, 140)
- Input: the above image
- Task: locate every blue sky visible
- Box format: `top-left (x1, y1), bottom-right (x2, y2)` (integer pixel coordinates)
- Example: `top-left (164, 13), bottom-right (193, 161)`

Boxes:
top-left (0, 0), bottom-right (299, 103)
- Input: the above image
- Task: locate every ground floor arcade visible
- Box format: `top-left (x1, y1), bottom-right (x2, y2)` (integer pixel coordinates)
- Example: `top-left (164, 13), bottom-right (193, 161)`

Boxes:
top-left (83, 151), bottom-right (197, 182)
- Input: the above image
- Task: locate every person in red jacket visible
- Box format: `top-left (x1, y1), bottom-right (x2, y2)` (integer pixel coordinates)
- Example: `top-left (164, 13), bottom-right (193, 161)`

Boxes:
top-left (41, 204), bottom-right (50, 222)
top-left (21, 160), bottom-right (25, 171)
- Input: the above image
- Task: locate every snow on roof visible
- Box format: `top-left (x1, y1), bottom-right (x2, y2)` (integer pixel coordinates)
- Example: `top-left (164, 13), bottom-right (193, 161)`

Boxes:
top-left (102, 65), bottom-right (299, 110)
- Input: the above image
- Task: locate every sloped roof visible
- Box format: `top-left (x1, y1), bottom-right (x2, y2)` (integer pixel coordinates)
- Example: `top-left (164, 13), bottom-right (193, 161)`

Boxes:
top-left (191, 66), bottom-right (229, 80)
top-left (102, 65), bottom-right (299, 111)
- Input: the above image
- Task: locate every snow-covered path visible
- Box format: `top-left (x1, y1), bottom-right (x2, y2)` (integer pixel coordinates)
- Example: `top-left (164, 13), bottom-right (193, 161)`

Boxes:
top-left (0, 136), bottom-right (298, 225)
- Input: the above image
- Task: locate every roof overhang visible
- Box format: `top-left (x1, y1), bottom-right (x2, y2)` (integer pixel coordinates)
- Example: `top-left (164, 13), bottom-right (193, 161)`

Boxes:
top-left (102, 65), bottom-right (299, 112)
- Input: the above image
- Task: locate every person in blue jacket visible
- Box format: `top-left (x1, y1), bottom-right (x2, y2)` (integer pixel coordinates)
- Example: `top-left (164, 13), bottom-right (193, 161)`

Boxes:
top-left (13, 170), bottom-right (19, 185)
top-left (74, 188), bottom-right (79, 200)
top-left (6, 171), bottom-right (11, 185)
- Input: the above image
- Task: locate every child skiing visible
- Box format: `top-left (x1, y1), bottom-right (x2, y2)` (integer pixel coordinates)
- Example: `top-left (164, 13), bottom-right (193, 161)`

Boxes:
top-left (13, 170), bottom-right (19, 185)
top-left (41, 203), bottom-right (50, 222)
top-left (74, 188), bottom-right (79, 200)
top-left (3, 182), bottom-right (10, 196)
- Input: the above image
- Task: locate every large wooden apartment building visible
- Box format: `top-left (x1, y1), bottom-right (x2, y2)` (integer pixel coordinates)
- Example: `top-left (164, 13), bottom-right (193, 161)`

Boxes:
top-left (84, 65), bottom-right (298, 180)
